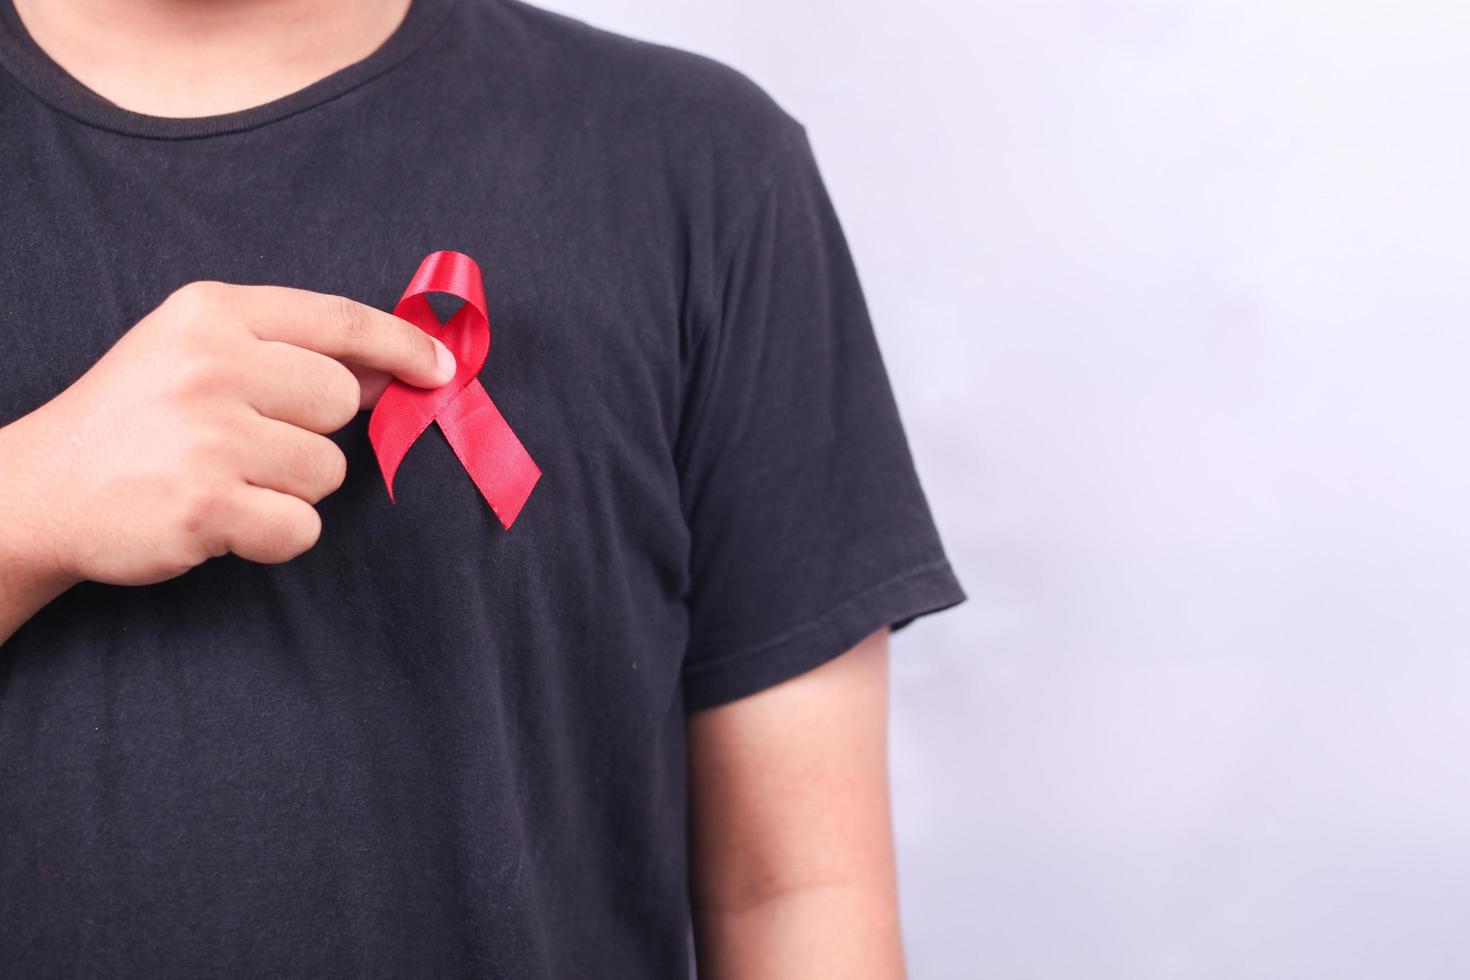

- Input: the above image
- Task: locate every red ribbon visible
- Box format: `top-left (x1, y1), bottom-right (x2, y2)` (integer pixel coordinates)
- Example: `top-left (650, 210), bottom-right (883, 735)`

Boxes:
top-left (367, 251), bottom-right (540, 529)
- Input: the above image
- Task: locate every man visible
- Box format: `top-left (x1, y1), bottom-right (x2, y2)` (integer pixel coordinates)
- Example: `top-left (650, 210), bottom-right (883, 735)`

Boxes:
top-left (0, 0), bottom-right (965, 975)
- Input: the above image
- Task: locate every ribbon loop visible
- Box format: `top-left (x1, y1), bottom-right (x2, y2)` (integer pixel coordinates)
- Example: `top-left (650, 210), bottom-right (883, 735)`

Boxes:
top-left (367, 251), bottom-right (540, 529)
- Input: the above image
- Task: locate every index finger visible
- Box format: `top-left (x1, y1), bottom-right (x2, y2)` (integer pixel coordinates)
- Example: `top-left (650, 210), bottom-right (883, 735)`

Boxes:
top-left (239, 285), bottom-right (456, 390)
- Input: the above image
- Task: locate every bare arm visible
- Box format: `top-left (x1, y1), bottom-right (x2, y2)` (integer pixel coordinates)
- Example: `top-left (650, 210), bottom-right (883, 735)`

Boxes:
top-left (688, 627), bottom-right (905, 978)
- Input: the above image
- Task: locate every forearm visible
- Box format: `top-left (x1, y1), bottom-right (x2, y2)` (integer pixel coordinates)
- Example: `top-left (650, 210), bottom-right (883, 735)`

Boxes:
top-left (693, 877), bottom-right (905, 979)
top-left (0, 414), bottom-right (77, 646)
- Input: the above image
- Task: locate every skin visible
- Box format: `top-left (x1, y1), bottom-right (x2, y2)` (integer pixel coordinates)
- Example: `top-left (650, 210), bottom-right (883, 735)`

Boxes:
top-left (4, 1), bottom-right (909, 974)
top-left (690, 628), bottom-right (906, 978)
top-left (0, 281), bottom-right (457, 643)
top-left (12, 0), bottom-right (414, 118)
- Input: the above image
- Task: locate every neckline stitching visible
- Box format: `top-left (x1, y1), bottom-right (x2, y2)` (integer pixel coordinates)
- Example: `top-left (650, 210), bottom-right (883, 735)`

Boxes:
top-left (0, 0), bottom-right (461, 141)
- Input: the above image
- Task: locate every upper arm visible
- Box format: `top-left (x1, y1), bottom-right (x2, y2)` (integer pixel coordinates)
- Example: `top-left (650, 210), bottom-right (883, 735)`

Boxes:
top-left (687, 627), bottom-right (902, 974)
top-left (672, 101), bottom-right (955, 980)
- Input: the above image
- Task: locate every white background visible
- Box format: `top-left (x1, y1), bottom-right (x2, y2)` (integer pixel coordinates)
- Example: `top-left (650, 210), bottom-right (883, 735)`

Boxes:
top-left (541, 1), bottom-right (1470, 976)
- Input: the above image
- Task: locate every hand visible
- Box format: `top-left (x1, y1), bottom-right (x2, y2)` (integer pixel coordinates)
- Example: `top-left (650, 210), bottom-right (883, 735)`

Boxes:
top-left (5, 280), bottom-right (456, 587)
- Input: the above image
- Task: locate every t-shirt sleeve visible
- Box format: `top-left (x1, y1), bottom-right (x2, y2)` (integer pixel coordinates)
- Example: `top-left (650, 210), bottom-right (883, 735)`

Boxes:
top-left (677, 123), bottom-right (967, 712)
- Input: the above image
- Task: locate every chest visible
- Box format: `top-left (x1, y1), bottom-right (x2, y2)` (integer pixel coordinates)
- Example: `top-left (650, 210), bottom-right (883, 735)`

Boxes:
top-left (0, 124), bottom-right (695, 681)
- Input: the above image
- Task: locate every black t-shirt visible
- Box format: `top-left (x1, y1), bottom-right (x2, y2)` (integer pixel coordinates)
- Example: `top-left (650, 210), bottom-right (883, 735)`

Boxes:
top-left (0, 0), bottom-right (966, 974)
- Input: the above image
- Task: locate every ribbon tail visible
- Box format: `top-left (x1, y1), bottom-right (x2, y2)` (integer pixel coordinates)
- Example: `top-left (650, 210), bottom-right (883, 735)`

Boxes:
top-left (437, 380), bottom-right (541, 529)
top-left (367, 380), bottom-right (442, 502)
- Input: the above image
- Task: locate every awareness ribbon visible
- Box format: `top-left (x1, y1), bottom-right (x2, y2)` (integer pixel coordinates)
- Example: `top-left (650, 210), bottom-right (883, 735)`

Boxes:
top-left (367, 251), bottom-right (540, 529)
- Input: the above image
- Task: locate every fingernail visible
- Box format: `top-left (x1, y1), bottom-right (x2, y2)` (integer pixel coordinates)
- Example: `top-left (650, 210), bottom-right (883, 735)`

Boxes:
top-left (433, 339), bottom-right (457, 383)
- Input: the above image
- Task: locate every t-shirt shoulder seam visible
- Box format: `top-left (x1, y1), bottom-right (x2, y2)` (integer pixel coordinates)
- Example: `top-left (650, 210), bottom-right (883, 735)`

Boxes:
top-left (673, 118), bottom-right (813, 494)
top-left (710, 120), bottom-right (812, 284)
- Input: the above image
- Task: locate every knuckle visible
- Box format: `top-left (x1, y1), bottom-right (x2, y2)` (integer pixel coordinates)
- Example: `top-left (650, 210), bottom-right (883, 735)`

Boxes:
top-left (181, 426), bottom-right (231, 470)
top-left (329, 294), bottom-right (370, 346)
top-left (379, 315), bottom-right (427, 372)
top-left (178, 482), bottom-right (227, 541)
top-left (402, 325), bottom-right (429, 361)
top-left (166, 280), bottom-right (230, 319)
top-left (171, 357), bottom-right (230, 401)
top-left (151, 283), bottom-right (225, 349)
